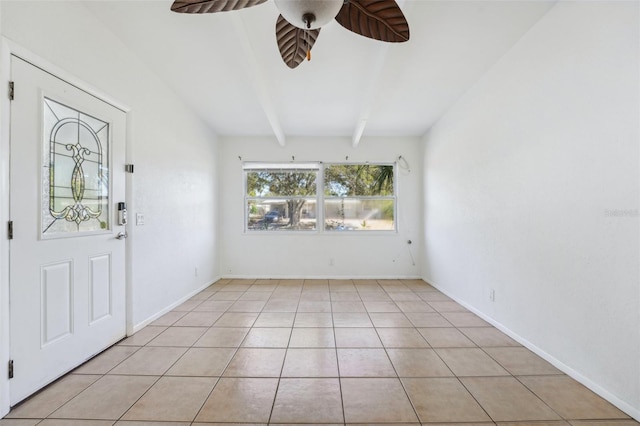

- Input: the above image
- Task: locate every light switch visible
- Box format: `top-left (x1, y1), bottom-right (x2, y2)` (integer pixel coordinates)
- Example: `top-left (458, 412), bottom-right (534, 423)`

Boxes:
top-left (136, 213), bottom-right (145, 226)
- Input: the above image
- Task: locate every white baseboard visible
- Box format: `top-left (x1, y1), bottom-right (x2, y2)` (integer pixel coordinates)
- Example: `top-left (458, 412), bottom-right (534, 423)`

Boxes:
top-left (221, 274), bottom-right (422, 280)
top-left (130, 276), bottom-right (221, 334)
top-left (423, 276), bottom-right (640, 422)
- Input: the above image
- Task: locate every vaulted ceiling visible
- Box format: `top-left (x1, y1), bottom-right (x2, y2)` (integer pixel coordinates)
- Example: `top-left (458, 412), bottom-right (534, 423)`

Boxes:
top-left (84, 0), bottom-right (556, 146)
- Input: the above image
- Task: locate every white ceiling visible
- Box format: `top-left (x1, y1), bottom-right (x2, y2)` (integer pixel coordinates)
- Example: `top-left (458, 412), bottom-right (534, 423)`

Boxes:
top-left (84, 0), bottom-right (556, 145)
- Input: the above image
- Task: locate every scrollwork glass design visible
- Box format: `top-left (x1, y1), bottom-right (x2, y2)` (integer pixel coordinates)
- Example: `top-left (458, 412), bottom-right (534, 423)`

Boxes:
top-left (42, 98), bottom-right (109, 237)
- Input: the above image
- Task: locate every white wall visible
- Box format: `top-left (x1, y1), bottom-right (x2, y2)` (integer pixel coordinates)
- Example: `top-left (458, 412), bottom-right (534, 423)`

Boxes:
top-left (220, 136), bottom-right (422, 278)
top-left (0, 1), bottom-right (220, 415)
top-left (422, 0), bottom-right (639, 418)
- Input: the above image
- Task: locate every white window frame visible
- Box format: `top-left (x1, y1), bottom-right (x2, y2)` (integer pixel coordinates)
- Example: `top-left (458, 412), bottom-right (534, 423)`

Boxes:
top-left (243, 162), bottom-right (397, 234)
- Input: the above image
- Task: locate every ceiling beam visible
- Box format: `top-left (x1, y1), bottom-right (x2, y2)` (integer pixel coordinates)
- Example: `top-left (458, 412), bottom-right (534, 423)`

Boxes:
top-left (351, 43), bottom-right (390, 148)
top-left (231, 14), bottom-right (286, 147)
top-left (351, 0), bottom-right (412, 149)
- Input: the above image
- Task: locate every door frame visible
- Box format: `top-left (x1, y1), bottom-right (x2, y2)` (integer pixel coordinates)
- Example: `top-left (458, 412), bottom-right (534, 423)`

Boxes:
top-left (0, 38), bottom-right (134, 417)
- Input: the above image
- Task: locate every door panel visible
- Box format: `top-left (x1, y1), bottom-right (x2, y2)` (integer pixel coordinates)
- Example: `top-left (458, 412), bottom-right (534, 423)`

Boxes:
top-left (9, 56), bottom-right (127, 405)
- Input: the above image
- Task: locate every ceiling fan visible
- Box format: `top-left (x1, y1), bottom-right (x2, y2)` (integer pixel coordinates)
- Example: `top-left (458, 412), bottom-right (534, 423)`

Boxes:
top-left (171, 0), bottom-right (410, 69)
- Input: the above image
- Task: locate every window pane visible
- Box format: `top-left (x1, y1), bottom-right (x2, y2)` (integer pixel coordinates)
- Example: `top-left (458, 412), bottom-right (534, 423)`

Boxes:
top-left (248, 199), bottom-right (317, 231)
top-left (324, 198), bottom-right (394, 231)
top-left (246, 169), bottom-right (317, 197)
top-left (324, 164), bottom-right (394, 197)
top-left (42, 97), bottom-right (110, 237)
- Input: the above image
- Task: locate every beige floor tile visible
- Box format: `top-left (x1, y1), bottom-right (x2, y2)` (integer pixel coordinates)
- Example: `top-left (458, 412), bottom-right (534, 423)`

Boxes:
top-left (333, 312), bottom-right (373, 327)
top-left (239, 291), bottom-right (272, 300)
top-left (359, 292), bottom-right (392, 302)
top-left (223, 348), bottom-right (286, 377)
top-left (270, 378), bottom-right (344, 423)
top-left (387, 349), bottom-right (453, 377)
top-left (195, 378), bottom-right (278, 423)
top-left (377, 328), bottom-right (429, 348)
top-left (242, 327), bottom-right (291, 347)
top-left (227, 300), bottom-right (267, 312)
top-left (406, 312), bottom-right (453, 327)
top-left (331, 292), bottom-right (362, 301)
top-left (388, 292), bottom-right (422, 302)
top-left (403, 377), bottom-right (491, 422)
top-left (118, 326), bottom-right (167, 346)
top-left (441, 312), bottom-right (490, 327)
top-left (193, 300), bottom-right (234, 312)
top-left (0, 420), bottom-right (42, 426)
top-left (568, 422), bottom-right (639, 426)
top-left (122, 376), bottom-right (216, 422)
top-left (459, 327), bottom-right (521, 347)
top-left (173, 311), bottom-right (223, 327)
top-left (395, 300), bottom-right (435, 312)
top-left (363, 301), bottom-right (401, 312)
top-left (334, 328), bottom-right (383, 347)
top-left (115, 421), bottom-right (189, 426)
top-left (146, 327), bottom-right (207, 347)
top-left (418, 292), bottom-right (453, 302)
top-left (341, 378), bottom-right (419, 423)
top-left (109, 347), bottom-right (187, 375)
top-left (149, 311), bottom-right (187, 326)
top-left (262, 299), bottom-right (299, 312)
top-left (194, 327), bottom-right (249, 347)
top-left (212, 312), bottom-right (258, 327)
top-left (220, 284), bottom-right (253, 291)
top-left (461, 376), bottom-right (561, 421)
top-left (519, 376), bottom-right (629, 420)
top-left (289, 328), bottom-right (335, 347)
top-left (337, 348), bottom-right (396, 377)
top-left (297, 300), bottom-right (332, 312)
top-left (51, 375), bottom-right (157, 420)
top-left (498, 422), bottom-right (570, 426)
top-left (173, 300), bottom-right (203, 311)
top-left (418, 327), bottom-right (476, 347)
top-left (369, 312), bottom-right (413, 327)
top-left (294, 312), bottom-right (333, 327)
top-left (299, 291), bottom-right (331, 301)
top-left (281, 348), bottom-right (339, 377)
top-left (74, 346), bottom-right (140, 374)
top-left (6, 374), bottom-right (101, 418)
top-left (166, 347), bottom-right (235, 376)
top-left (253, 312), bottom-right (295, 327)
top-left (208, 291), bottom-right (244, 301)
top-left (429, 301), bottom-right (469, 312)
top-left (485, 347), bottom-right (562, 375)
top-left (332, 301), bottom-right (366, 312)
top-left (436, 348), bottom-right (509, 376)
top-left (39, 421), bottom-right (114, 426)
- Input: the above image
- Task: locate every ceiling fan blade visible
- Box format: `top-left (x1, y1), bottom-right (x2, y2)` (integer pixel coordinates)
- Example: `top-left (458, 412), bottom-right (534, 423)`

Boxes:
top-left (276, 15), bottom-right (321, 69)
top-left (171, 0), bottom-right (268, 14)
top-left (335, 0), bottom-right (409, 43)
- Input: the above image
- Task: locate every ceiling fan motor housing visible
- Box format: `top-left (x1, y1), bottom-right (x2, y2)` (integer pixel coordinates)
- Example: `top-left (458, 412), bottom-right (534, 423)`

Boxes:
top-left (274, 0), bottom-right (344, 29)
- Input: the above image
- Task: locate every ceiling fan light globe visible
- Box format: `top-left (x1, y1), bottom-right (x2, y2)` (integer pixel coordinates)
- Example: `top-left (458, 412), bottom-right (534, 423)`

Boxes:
top-left (274, 0), bottom-right (343, 29)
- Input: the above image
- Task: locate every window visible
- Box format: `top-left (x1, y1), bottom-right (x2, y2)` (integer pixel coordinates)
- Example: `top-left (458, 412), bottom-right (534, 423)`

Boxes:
top-left (245, 163), bottom-right (318, 231)
top-left (324, 164), bottom-right (395, 231)
top-left (244, 163), bottom-right (395, 233)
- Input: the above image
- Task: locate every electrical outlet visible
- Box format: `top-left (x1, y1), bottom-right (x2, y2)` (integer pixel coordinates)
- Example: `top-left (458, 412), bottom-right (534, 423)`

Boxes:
top-left (195, 267), bottom-right (199, 277)
top-left (329, 258), bottom-right (334, 266)
top-left (489, 289), bottom-right (495, 302)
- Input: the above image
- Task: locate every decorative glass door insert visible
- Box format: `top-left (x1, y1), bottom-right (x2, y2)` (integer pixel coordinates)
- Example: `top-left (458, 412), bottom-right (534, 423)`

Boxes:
top-left (42, 97), bottom-right (110, 237)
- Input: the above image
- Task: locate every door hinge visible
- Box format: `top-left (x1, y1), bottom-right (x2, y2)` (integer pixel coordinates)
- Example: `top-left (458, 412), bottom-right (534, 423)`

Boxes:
top-left (7, 221), bottom-right (13, 240)
top-left (124, 164), bottom-right (134, 174)
top-left (8, 360), bottom-right (13, 379)
top-left (8, 81), bottom-right (14, 101)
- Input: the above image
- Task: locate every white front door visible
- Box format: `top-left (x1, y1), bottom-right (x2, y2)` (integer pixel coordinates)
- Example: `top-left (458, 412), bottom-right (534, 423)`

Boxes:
top-left (9, 56), bottom-right (127, 405)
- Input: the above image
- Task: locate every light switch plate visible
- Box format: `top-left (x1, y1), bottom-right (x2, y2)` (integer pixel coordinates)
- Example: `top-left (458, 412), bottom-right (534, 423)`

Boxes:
top-left (136, 213), bottom-right (145, 226)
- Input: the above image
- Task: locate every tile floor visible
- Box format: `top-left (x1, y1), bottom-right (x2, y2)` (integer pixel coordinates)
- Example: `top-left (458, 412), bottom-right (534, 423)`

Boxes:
top-left (2, 278), bottom-right (638, 426)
